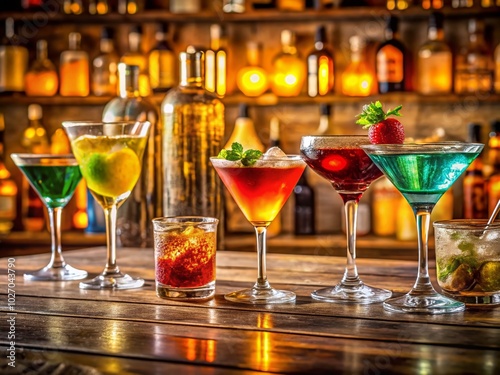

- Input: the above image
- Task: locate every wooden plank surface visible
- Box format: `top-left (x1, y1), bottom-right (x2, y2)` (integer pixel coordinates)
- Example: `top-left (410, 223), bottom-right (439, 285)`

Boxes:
top-left (0, 248), bottom-right (499, 374)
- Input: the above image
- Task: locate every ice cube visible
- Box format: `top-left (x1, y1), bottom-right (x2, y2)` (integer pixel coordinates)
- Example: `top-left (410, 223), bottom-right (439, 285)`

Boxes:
top-left (262, 146), bottom-right (287, 160)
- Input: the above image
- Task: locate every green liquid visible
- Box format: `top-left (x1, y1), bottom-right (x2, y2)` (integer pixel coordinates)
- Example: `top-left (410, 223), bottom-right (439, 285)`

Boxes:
top-left (20, 165), bottom-right (82, 209)
top-left (369, 151), bottom-right (479, 205)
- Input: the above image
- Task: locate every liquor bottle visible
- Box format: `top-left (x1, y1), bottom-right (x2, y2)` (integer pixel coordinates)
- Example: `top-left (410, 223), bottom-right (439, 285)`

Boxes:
top-left (376, 16), bottom-right (407, 93)
top-left (169, 0), bottom-right (201, 13)
top-left (307, 25), bottom-right (334, 97)
top-left (417, 12), bottom-right (452, 95)
top-left (63, 0), bottom-right (83, 14)
top-left (223, 0), bottom-right (246, 12)
top-left (118, 0), bottom-right (144, 14)
top-left (121, 25), bottom-right (150, 97)
top-left (341, 36), bottom-right (374, 97)
top-left (149, 23), bottom-right (176, 93)
top-left (224, 104), bottom-right (265, 234)
top-left (205, 24), bottom-right (227, 97)
top-left (161, 51), bottom-right (225, 244)
top-left (89, 0), bottom-right (109, 14)
top-left (0, 18), bottom-right (29, 93)
top-left (293, 169), bottom-right (315, 235)
top-left (316, 103), bottom-right (333, 134)
top-left (271, 29), bottom-right (306, 97)
top-left (495, 43), bottom-right (500, 94)
top-left (0, 113), bottom-right (17, 234)
top-left (21, 104), bottom-right (49, 232)
top-left (421, 0), bottom-right (444, 8)
top-left (463, 123), bottom-right (488, 219)
top-left (92, 27), bottom-right (118, 97)
top-left (455, 19), bottom-right (493, 95)
top-left (277, 0), bottom-right (305, 10)
top-left (487, 120), bottom-right (500, 216)
top-left (102, 63), bottom-right (160, 247)
top-left (60, 32), bottom-right (90, 97)
top-left (236, 41), bottom-right (269, 97)
top-left (25, 40), bottom-right (59, 97)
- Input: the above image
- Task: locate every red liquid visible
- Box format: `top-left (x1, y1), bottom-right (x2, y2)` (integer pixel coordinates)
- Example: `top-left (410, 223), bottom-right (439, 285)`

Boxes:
top-left (301, 147), bottom-right (383, 202)
top-left (214, 165), bottom-right (305, 224)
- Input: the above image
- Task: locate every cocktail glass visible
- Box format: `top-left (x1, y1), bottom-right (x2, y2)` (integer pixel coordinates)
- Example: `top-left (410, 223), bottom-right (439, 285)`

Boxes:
top-left (11, 154), bottom-right (87, 281)
top-left (362, 142), bottom-right (483, 314)
top-left (300, 135), bottom-right (392, 304)
top-left (63, 121), bottom-right (150, 289)
top-left (211, 153), bottom-right (306, 304)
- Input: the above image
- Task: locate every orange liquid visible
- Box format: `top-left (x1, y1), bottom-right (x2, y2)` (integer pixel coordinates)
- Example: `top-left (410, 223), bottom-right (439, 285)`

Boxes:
top-left (214, 165), bottom-right (305, 225)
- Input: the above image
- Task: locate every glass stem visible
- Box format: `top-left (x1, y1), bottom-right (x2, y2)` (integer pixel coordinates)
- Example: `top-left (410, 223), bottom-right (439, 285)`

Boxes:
top-left (412, 205), bottom-right (436, 294)
top-left (254, 225), bottom-right (271, 290)
top-left (103, 205), bottom-right (120, 276)
top-left (47, 207), bottom-right (66, 269)
top-left (341, 200), bottom-right (361, 285)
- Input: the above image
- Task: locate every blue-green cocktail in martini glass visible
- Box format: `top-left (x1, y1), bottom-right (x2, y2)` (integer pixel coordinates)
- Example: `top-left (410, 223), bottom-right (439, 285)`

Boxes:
top-left (362, 142), bottom-right (483, 314)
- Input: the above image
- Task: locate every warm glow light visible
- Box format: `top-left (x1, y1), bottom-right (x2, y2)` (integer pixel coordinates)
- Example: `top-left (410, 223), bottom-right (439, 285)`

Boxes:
top-left (237, 67), bottom-right (269, 97)
top-left (73, 208), bottom-right (88, 229)
top-left (318, 56), bottom-right (332, 95)
top-left (342, 61), bottom-right (374, 97)
top-left (205, 50), bottom-right (215, 93)
top-left (216, 51), bottom-right (227, 96)
top-left (255, 314), bottom-right (274, 372)
top-left (96, 1), bottom-right (108, 14)
top-left (25, 71), bottom-right (59, 97)
top-left (284, 74), bottom-right (297, 85)
top-left (127, 1), bottom-right (137, 14)
top-left (271, 56), bottom-right (305, 97)
top-left (60, 59), bottom-right (89, 97)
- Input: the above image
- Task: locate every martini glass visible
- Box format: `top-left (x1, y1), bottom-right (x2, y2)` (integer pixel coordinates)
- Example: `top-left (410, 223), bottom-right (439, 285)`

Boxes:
top-left (300, 135), bottom-right (392, 304)
top-left (63, 121), bottom-right (150, 290)
top-left (11, 154), bottom-right (87, 281)
top-left (211, 153), bottom-right (305, 304)
top-left (362, 142), bottom-right (483, 314)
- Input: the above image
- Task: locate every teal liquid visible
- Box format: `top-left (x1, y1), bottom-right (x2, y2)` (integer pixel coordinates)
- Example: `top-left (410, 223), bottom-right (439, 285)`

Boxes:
top-left (20, 165), bottom-right (82, 209)
top-left (369, 151), bottom-right (479, 205)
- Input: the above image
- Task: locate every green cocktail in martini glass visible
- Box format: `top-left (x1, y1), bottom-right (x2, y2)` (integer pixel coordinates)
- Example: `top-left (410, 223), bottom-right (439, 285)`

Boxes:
top-left (362, 142), bottom-right (483, 314)
top-left (11, 154), bottom-right (87, 281)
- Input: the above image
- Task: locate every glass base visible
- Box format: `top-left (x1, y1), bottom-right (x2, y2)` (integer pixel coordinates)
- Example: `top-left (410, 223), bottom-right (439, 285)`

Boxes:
top-left (311, 282), bottom-right (392, 304)
top-left (225, 287), bottom-right (296, 304)
top-left (24, 264), bottom-right (88, 281)
top-left (383, 291), bottom-right (466, 314)
top-left (79, 272), bottom-right (144, 290)
top-left (441, 290), bottom-right (500, 306)
top-left (156, 281), bottom-right (215, 301)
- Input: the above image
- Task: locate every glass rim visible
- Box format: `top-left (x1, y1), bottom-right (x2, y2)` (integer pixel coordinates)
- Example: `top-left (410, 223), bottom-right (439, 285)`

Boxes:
top-left (11, 153), bottom-right (78, 165)
top-left (11, 153), bottom-right (75, 158)
top-left (62, 120), bottom-right (151, 128)
top-left (301, 135), bottom-right (369, 139)
top-left (152, 216), bottom-right (219, 225)
top-left (361, 142), bottom-right (484, 153)
top-left (434, 219), bottom-right (500, 230)
top-left (209, 155), bottom-right (303, 161)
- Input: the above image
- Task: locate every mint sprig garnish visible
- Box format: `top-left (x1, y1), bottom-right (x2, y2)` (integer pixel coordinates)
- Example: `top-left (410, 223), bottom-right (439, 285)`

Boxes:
top-left (356, 101), bottom-right (402, 128)
top-left (218, 142), bottom-right (263, 166)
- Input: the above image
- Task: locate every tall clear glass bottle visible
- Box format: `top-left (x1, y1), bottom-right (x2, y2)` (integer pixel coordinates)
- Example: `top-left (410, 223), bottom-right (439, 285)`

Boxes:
top-left (149, 23), bottom-right (176, 93)
top-left (121, 25), bottom-right (150, 97)
top-left (417, 12), bottom-right (452, 95)
top-left (0, 18), bottom-right (28, 93)
top-left (92, 27), bottom-right (118, 97)
top-left (60, 32), bottom-right (89, 97)
top-left (455, 19), bottom-right (493, 95)
top-left (25, 39), bottom-right (59, 97)
top-left (161, 51), bottom-right (225, 244)
top-left (307, 25), bottom-right (334, 97)
top-left (102, 63), bottom-right (160, 247)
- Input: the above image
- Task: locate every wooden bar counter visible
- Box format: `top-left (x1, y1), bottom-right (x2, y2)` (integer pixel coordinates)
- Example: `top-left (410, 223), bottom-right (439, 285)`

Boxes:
top-left (1, 247), bottom-right (499, 374)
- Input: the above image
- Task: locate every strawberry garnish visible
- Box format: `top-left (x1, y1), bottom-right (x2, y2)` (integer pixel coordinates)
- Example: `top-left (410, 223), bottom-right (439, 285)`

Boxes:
top-left (356, 101), bottom-right (405, 144)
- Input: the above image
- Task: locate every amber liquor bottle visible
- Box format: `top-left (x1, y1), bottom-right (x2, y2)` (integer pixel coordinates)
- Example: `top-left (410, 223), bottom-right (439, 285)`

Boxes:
top-left (463, 123), bottom-right (488, 219)
top-left (376, 16), bottom-right (407, 93)
top-left (487, 120), bottom-right (500, 216)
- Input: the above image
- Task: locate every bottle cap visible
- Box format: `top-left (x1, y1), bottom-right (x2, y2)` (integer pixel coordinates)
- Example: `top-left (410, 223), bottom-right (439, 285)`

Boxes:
top-left (210, 24), bottom-right (223, 40)
top-left (179, 51), bottom-right (204, 85)
top-left (281, 29), bottom-right (295, 47)
top-left (320, 104), bottom-right (331, 116)
top-left (28, 104), bottom-right (43, 121)
top-left (315, 25), bottom-right (326, 44)
top-left (68, 32), bottom-right (81, 50)
top-left (238, 103), bottom-right (249, 118)
top-left (349, 35), bottom-right (365, 52)
top-left (429, 12), bottom-right (444, 30)
top-left (491, 120), bottom-right (500, 133)
top-left (467, 123), bottom-right (482, 143)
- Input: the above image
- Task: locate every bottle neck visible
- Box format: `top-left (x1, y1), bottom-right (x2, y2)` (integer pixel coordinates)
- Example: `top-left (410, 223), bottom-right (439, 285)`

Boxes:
top-left (36, 41), bottom-right (48, 61)
top-left (179, 52), bottom-right (204, 87)
top-left (428, 27), bottom-right (444, 41)
top-left (118, 64), bottom-right (140, 98)
top-left (128, 32), bottom-right (141, 53)
top-left (100, 38), bottom-right (114, 54)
